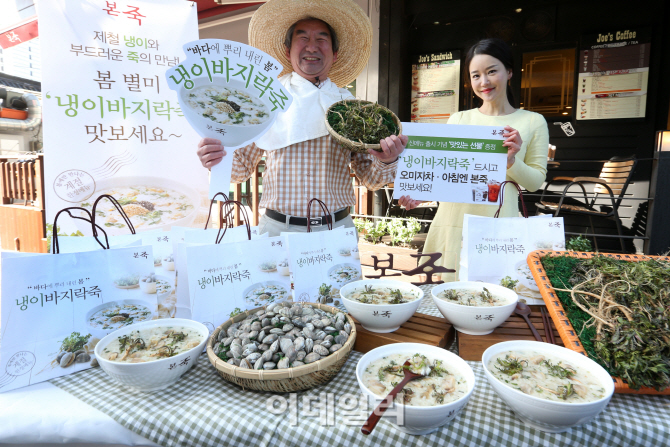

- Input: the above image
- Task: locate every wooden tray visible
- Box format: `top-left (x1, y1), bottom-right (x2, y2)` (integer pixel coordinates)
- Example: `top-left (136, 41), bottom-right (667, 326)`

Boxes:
top-left (351, 312), bottom-right (454, 353)
top-left (528, 250), bottom-right (670, 395)
top-left (458, 305), bottom-right (562, 361)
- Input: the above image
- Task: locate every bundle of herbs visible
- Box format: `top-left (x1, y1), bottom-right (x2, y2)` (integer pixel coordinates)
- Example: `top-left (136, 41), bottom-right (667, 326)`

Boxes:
top-left (542, 254), bottom-right (670, 391)
top-left (326, 100), bottom-right (400, 152)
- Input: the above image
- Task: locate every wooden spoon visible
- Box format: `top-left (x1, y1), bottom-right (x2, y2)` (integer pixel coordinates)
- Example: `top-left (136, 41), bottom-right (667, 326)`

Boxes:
top-left (361, 360), bottom-right (426, 435)
top-left (514, 301), bottom-right (543, 342)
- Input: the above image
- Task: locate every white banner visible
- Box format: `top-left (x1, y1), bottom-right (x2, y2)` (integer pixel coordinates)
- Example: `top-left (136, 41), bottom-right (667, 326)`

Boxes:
top-left (38, 0), bottom-right (207, 236)
top-left (393, 122), bottom-right (507, 204)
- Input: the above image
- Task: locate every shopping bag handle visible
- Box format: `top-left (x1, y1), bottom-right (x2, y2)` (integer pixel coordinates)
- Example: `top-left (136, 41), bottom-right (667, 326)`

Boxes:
top-left (51, 207), bottom-right (110, 254)
top-left (91, 194), bottom-right (136, 240)
top-left (306, 198), bottom-right (333, 232)
top-left (216, 200), bottom-right (251, 243)
top-left (494, 181), bottom-right (528, 218)
top-left (204, 192), bottom-right (230, 230)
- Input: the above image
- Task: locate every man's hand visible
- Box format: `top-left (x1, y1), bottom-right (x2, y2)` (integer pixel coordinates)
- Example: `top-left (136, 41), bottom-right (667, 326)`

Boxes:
top-left (369, 134), bottom-right (408, 164)
top-left (197, 138), bottom-right (227, 170)
top-left (398, 195), bottom-right (423, 211)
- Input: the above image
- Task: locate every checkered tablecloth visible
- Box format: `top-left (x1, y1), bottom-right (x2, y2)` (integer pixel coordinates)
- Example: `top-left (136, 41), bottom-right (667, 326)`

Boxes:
top-left (50, 285), bottom-right (670, 447)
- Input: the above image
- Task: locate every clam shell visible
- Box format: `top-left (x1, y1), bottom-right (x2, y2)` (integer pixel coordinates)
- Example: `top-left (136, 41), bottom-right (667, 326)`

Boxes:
top-left (277, 357), bottom-right (290, 369)
top-left (294, 337), bottom-right (305, 352)
top-left (279, 338), bottom-right (294, 354)
top-left (304, 352), bottom-right (321, 364)
top-left (296, 350), bottom-right (306, 361)
top-left (246, 352), bottom-right (262, 363)
top-left (239, 359), bottom-right (252, 369)
top-left (329, 344), bottom-right (342, 353)
top-left (305, 338), bottom-right (314, 353)
top-left (263, 333), bottom-right (279, 344)
top-left (313, 344), bottom-right (329, 356)
top-left (292, 361), bottom-right (305, 367)
top-left (261, 349), bottom-right (274, 362)
top-left (75, 352), bottom-right (91, 363)
top-left (59, 352), bottom-right (74, 367)
top-left (263, 362), bottom-right (276, 370)
top-left (335, 334), bottom-right (348, 345)
top-left (254, 358), bottom-right (265, 370)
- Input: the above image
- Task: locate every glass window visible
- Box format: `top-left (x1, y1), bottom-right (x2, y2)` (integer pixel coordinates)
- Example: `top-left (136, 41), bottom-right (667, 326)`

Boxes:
top-left (521, 48), bottom-right (575, 118)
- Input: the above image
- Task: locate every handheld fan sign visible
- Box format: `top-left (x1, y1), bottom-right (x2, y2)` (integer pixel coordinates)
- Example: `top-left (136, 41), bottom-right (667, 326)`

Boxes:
top-left (166, 39), bottom-right (293, 148)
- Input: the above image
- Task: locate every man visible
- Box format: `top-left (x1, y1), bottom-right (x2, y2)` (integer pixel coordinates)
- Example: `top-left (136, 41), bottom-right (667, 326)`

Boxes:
top-left (196, 0), bottom-right (407, 236)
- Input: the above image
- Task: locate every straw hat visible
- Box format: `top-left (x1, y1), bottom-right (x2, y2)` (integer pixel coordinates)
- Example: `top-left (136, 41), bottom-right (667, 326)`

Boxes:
top-left (248, 0), bottom-right (373, 88)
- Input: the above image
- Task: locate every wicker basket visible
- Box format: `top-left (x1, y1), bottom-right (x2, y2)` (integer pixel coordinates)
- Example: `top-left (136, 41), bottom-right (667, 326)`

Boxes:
top-left (528, 250), bottom-right (670, 395)
top-left (206, 302), bottom-right (357, 392)
top-left (325, 100), bottom-right (402, 154)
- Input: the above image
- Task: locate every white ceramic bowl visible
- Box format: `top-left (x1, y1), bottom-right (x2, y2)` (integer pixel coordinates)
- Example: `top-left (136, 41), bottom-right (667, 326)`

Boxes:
top-left (179, 76), bottom-right (275, 147)
top-left (340, 279), bottom-right (423, 333)
top-left (482, 341), bottom-right (615, 433)
top-left (431, 281), bottom-right (518, 335)
top-left (356, 343), bottom-right (475, 435)
top-left (85, 299), bottom-right (156, 340)
top-left (95, 318), bottom-right (208, 392)
top-left (76, 176), bottom-right (200, 235)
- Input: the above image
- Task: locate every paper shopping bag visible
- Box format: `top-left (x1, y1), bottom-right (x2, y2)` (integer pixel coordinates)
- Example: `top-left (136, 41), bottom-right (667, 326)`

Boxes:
top-left (460, 214), bottom-right (565, 304)
top-left (0, 245), bottom-right (155, 392)
top-left (185, 236), bottom-right (290, 329)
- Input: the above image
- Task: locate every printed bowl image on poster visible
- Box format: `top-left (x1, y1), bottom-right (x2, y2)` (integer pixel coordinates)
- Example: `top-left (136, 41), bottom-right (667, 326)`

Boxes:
top-left (75, 176), bottom-right (200, 235)
top-left (166, 39), bottom-right (293, 148)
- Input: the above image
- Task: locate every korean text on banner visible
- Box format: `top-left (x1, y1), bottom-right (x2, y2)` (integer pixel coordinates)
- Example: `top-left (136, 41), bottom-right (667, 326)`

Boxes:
top-left (165, 39), bottom-right (294, 199)
top-left (38, 0), bottom-right (207, 237)
top-left (393, 122), bottom-right (507, 204)
top-left (0, 246), bottom-right (155, 392)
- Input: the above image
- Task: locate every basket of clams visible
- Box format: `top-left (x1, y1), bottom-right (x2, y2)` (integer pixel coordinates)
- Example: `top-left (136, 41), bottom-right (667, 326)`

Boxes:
top-left (207, 301), bottom-right (356, 392)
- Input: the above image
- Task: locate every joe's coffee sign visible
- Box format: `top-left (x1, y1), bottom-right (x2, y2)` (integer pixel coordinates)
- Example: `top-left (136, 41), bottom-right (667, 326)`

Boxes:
top-left (582, 27), bottom-right (651, 49)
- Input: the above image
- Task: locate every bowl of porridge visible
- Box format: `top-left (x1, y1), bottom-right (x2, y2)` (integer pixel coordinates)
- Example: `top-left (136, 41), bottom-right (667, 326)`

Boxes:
top-left (179, 77), bottom-right (276, 147)
top-left (95, 318), bottom-right (208, 392)
top-left (356, 343), bottom-right (475, 435)
top-left (340, 279), bottom-right (423, 333)
top-left (431, 282), bottom-right (518, 335)
top-left (482, 341), bottom-right (614, 432)
top-left (78, 176), bottom-right (200, 235)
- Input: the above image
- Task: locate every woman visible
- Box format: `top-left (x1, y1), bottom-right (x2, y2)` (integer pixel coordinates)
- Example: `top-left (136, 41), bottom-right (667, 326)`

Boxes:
top-left (399, 38), bottom-right (549, 281)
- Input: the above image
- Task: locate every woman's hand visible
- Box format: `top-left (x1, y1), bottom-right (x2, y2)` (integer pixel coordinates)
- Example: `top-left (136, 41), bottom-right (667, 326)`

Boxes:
top-left (398, 195), bottom-right (423, 211)
top-left (197, 138), bottom-right (227, 170)
top-left (502, 125), bottom-right (522, 169)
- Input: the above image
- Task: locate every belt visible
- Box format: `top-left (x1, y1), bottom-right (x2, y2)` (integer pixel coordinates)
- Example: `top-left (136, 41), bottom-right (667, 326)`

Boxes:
top-left (265, 208), bottom-right (350, 227)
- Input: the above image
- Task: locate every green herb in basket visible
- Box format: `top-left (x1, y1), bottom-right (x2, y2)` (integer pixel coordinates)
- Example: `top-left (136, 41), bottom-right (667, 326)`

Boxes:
top-left (327, 101), bottom-right (399, 146)
top-left (542, 254), bottom-right (670, 391)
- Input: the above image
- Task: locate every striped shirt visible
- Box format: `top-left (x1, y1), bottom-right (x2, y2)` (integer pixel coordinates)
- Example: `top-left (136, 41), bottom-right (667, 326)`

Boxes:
top-left (231, 135), bottom-right (398, 217)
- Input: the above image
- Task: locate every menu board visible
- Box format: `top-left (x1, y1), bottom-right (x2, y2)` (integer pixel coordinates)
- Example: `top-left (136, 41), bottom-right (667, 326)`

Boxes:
top-left (577, 28), bottom-right (651, 120)
top-left (410, 51), bottom-right (460, 124)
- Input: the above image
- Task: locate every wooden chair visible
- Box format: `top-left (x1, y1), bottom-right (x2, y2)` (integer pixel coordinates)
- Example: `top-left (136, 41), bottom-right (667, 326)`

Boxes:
top-left (534, 156), bottom-right (637, 252)
top-left (0, 155), bottom-right (47, 252)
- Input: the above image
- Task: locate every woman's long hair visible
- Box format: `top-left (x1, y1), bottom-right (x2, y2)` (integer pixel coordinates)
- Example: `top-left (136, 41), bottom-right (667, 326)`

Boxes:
top-left (464, 38), bottom-right (516, 107)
